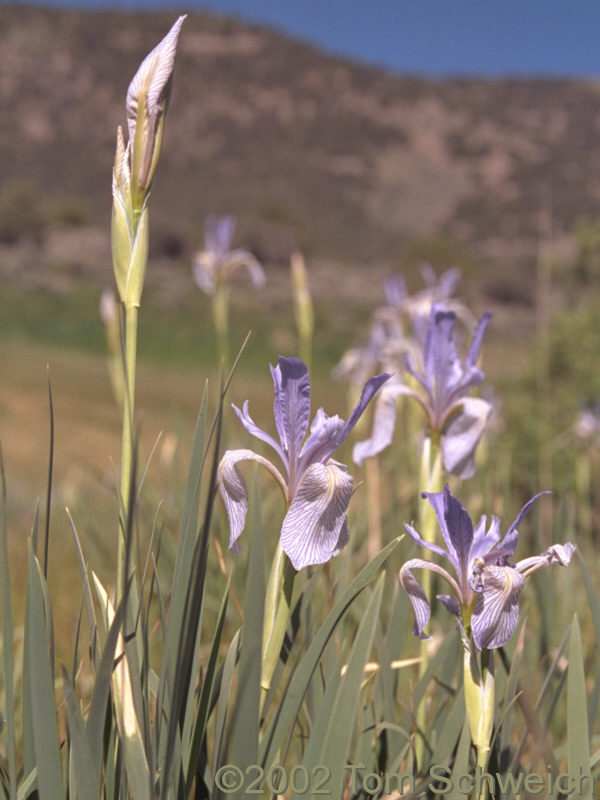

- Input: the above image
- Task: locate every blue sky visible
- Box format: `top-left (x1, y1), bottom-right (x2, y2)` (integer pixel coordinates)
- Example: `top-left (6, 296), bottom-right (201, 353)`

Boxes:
top-left (10, 0), bottom-right (600, 78)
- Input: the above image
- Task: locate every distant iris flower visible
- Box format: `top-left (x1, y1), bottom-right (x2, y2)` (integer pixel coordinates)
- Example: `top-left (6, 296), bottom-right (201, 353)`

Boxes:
top-left (354, 304), bottom-right (493, 478)
top-left (192, 214), bottom-right (265, 295)
top-left (400, 486), bottom-right (575, 649)
top-left (384, 264), bottom-right (471, 342)
top-left (218, 356), bottom-right (390, 570)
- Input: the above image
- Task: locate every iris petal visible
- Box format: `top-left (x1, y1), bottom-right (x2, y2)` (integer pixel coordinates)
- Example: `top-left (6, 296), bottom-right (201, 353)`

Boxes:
top-left (280, 460), bottom-right (353, 570)
top-left (441, 396), bottom-right (492, 479)
top-left (422, 486), bottom-right (473, 575)
top-left (232, 402), bottom-right (287, 467)
top-left (271, 357), bottom-right (311, 462)
top-left (218, 449), bottom-right (287, 553)
top-left (471, 565), bottom-right (525, 650)
top-left (399, 558), bottom-right (462, 639)
top-left (353, 378), bottom-right (415, 465)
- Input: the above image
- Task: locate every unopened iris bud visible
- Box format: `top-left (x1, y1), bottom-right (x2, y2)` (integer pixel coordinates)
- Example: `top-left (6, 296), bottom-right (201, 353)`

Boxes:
top-left (111, 16), bottom-right (185, 309)
top-left (126, 15), bottom-right (186, 213)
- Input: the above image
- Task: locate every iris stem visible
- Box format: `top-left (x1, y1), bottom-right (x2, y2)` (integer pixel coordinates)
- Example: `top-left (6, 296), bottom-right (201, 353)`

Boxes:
top-left (213, 280), bottom-right (230, 373)
top-left (261, 543), bottom-right (295, 704)
top-left (415, 435), bottom-right (442, 770)
top-left (117, 303), bottom-right (138, 606)
top-left (463, 646), bottom-right (494, 800)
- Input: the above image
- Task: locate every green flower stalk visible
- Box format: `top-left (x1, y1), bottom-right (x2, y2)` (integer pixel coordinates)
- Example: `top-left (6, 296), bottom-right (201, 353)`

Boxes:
top-left (463, 644), bottom-right (495, 799)
top-left (192, 214), bottom-right (265, 370)
top-left (110, 16), bottom-right (185, 600)
top-left (291, 250), bottom-right (314, 370)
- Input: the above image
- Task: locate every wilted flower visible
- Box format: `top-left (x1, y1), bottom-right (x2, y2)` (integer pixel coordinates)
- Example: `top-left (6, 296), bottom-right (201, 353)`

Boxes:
top-left (354, 305), bottom-right (493, 478)
top-left (192, 215), bottom-right (264, 295)
top-left (400, 485), bottom-right (575, 649)
top-left (218, 356), bottom-right (390, 570)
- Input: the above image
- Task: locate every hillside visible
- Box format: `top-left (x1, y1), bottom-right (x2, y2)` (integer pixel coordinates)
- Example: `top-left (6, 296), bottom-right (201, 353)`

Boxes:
top-left (4, 6), bottom-right (600, 256)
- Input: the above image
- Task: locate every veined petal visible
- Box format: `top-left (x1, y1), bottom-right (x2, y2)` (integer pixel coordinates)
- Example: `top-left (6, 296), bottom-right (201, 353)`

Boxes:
top-left (399, 558), bottom-right (461, 639)
top-left (204, 214), bottom-right (235, 256)
top-left (280, 460), bottom-right (353, 570)
top-left (352, 378), bottom-right (415, 465)
top-left (232, 401), bottom-right (287, 467)
top-left (469, 515), bottom-right (502, 563)
top-left (496, 491), bottom-right (552, 560)
top-left (191, 251), bottom-right (217, 294)
top-left (343, 372), bottom-right (392, 438)
top-left (422, 486), bottom-right (474, 576)
top-left (403, 523), bottom-right (450, 562)
top-left (222, 250), bottom-right (265, 288)
top-left (515, 542), bottom-right (575, 577)
top-left (298, 408), bottom-right (345, 469)
top-left (425, 306), bottom-right (463, 411)
top-left (440, 396), bottom-right (492, 479)
top-left (298, 372), bottom-right (391, 471)
top-left (218, 448), bottom-right (287, 553)
top-left (437, 594), bottom-right (461, 617)
top-left (126, 16), bottom-right (186, 149)
top-left (465, 311), bottom-right (493, 370)
top-left (271, 356), bottom-right (311, 464)
top-left (471, 564), bottom-right (525, 649)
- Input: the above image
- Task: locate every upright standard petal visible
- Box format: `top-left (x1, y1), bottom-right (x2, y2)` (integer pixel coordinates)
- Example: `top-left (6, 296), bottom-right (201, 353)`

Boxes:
top-left (204, 214), bottom-right (236, 257)
top-left (279, 461), bottom-right (353, 570)
top-left (300, 372), bottom-right (391, 469)
top-left (424, 307), bottom-right (464, 417)
top-left (422, 486), bottom-right (474, 578)
top-left (271, 357), bottom-right (311, 465)
top-left (494, 491), bottom-right (551, 561)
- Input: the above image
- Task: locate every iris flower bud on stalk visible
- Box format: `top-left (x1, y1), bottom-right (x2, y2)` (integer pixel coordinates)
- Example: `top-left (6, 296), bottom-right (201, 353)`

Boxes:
top-left (111, 15), bottom-right (185, 310)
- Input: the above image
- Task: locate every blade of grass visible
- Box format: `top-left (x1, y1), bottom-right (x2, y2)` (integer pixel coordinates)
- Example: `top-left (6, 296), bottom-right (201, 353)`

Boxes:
top-left (0, 446), bottom-right (17, 798)
top-left (294, 574), bottom-right (385, 800)
top-left (62, 666), bottom-right (101, 800)
top-left (443, 717), bottom-right (471, 800)
top-left (577, 550), bottom-right (600, 647)
top-left (568, 615), bottom-right (592, 799)
top-left (184, 578), bottom-right (230, 796)
top-left (26, 543), bottom-right (64, 800)
top-left (260, 536), bottom-right (402, 768)
top-left (43, 370), bottom-right (54, 578)
top-left (66, 509), bottom-right (99, 667)
top-left (93, 573), bottom-right (151, 800)
top-left (212, 628), bottom-right (241, 777)
top-left (224, 475), bottom-right (265, 800)
top-left (161, 380), bottom-right (225, 798)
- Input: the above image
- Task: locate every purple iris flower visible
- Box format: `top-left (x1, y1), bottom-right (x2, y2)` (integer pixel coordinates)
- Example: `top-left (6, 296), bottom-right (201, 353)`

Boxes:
top-left (354, 304), bottom-right (493, 479)
top-left (218, 356), bottom-right (390, 571)
top-left (400, 486), bottom-right (575, 650)
top-left (192, 214), bottom-right (264, 295)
